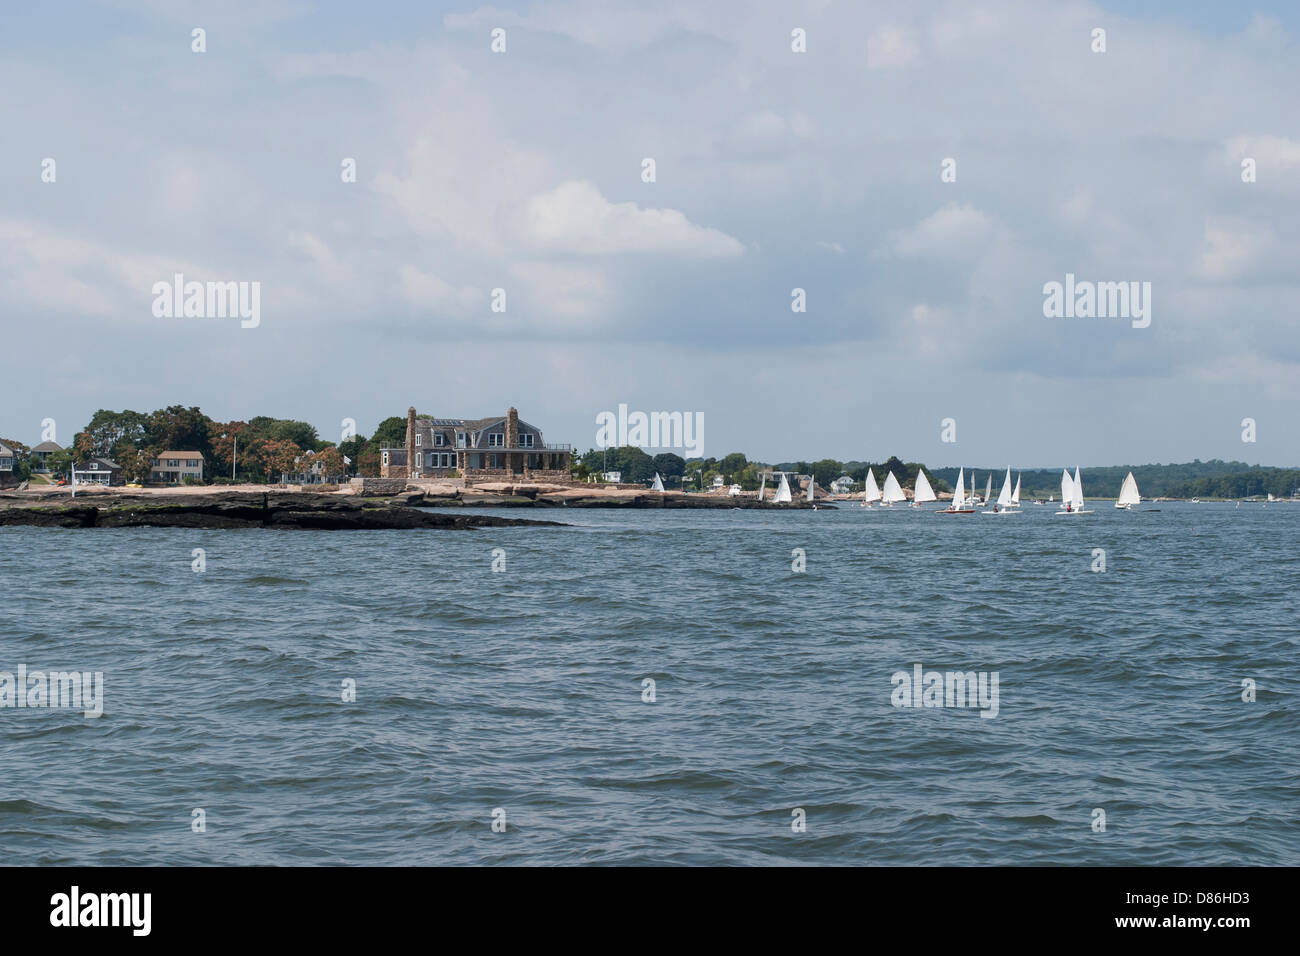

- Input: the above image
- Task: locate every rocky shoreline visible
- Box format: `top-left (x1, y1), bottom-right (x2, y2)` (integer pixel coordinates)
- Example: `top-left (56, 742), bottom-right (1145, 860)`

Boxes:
top-left (0, 491), bottom-right (565, 530)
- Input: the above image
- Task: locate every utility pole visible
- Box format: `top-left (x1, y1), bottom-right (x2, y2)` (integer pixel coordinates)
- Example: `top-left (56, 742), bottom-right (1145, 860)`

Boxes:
top-left (233, 435), bottom-right (237, 480)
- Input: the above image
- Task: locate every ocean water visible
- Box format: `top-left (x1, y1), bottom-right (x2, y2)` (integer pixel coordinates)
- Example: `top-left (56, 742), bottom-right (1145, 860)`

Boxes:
top-left (0, 501), bottom-right (1295, 866)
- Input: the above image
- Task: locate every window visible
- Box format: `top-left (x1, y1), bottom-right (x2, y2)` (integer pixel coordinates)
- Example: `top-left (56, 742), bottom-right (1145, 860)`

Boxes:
top-left (434, 433), bottom-right (444, 446)
top-left (167, 459), bottom-right (178, 467)
top-left (382, 451), bottom-right (389, 465)
top-left (416, 453), bottom-right (423, 468)
top-left (488, 433), bottom-right (504, 447)
top-left (519, 433), bottom-right (534, 448)
top-left (456, 432), bottom-right (466, 447)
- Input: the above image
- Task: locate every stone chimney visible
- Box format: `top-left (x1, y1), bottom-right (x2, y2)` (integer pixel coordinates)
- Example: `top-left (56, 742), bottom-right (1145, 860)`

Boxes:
top-left (506, 407), bottom-right (519, 448)
top-left (405, 406), bottom-right (417, 478)
top-left (505, 407), bottom-right (519, 475)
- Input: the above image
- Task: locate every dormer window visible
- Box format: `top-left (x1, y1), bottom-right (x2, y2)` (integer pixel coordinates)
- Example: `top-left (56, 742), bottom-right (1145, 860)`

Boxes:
top-left (488, 433), bottom-right (504, 447)
top-left (434, 433), bottom-right (445, 447)
top-left (415, 434), bottom-right (422, 446)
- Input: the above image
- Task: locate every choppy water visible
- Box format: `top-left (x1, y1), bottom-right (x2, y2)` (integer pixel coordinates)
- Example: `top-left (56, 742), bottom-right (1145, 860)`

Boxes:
top-left (1, 501), bottom-right (1295, 865)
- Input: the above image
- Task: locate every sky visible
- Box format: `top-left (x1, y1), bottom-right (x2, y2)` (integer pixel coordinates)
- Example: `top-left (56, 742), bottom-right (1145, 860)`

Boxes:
top-left (1, 0), bottom-right (1297, 468)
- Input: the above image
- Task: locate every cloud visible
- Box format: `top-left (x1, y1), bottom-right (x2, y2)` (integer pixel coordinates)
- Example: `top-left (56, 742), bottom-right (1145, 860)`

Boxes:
top-left (516, 180), bottom-right (745, 258)
top-left (1197, 220), bottom-right (1271, 280)
top-left (867, 25), bottom-right (921, 69)
top-left (398, 265), bottom-right (481, 317)
top-left (886, 204), bottom-right (996, 258)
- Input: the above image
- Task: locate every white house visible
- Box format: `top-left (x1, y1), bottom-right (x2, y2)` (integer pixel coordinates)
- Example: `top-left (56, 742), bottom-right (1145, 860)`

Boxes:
top-left (150, 451), bottom-right (204, 484)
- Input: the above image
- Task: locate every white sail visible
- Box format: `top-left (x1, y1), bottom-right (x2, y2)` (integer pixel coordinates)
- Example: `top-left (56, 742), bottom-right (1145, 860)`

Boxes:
top-left (882, 471), bottom-right (905, 504)
top-left (1117, 471), bottom-right (1140, 507)
top-left (863, 468), bottom-right (881, 503)
top-left (651, 472), bottom-right (664, 492)
top-left (984, 473), bottom-right (993, 506)
top-left (806, 475), bottom-right (815, 502)
top-left (1012, 473), bottom-right (1021, 505)
top-left (774, 473), bottom-right (792, 503)
top-left (758, 473), bottom-right (766, 501)
top-left (1060, 469), bottom-right (1073, 505)
top-left (997, 468), bottom-right (1013, 507)
top-left (953, 468), bottom-right (966, 509)
top-left (913, 468), bottom-right (937, 504)
top-left (1072, 467), bottom-right (1085, 510)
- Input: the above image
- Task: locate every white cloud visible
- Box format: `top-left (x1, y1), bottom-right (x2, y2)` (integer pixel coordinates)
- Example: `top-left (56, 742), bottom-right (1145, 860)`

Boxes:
top-left (516, 180), bottom-right (744, 258)
top-left (398, 265), bottom-right (481, 316)
top-left (508, 261), bottom-right (610, 327)
top-left (887, 204), bottom-right (996, 258)
top-left (867, 26), bottom-right (921, 69)
top-left (1197, 220), bottom-right (1271, 280)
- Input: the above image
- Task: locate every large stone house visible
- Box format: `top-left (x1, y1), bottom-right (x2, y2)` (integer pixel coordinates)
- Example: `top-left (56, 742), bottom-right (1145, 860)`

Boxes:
top-left (381, 407), bottom-right (572, 481)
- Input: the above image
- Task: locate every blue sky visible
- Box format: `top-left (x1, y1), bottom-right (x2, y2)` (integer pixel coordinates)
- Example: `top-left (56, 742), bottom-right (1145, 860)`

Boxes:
top-left (2, 1), bottom-right (1297, 467)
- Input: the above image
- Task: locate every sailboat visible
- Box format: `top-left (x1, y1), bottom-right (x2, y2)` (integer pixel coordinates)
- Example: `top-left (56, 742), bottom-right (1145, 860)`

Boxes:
top-left (1055, 469), bottom-right (1074, 514)
top-left (1056, 467), bottom-right (1093, 515)
top-left (1012, 473), bottom-right (1022, 509)
top-left (937, 467), bottom-right (974, 514)
top-left (1116, 471), bottom-right (1140, 510)
top-left (911, 468), bottom-right (937, 507)
top-left (982, 473), bottom-right (993, 509)
top-left (861, 468), bottom-right (882, 508)
top-left (1072, 467), bottom-right (1092, 513)
top-left (880, 471), bottom-right (905, 507)
top-left (982, 468), bottom-right (1020, 514)
top-left (774, 473), bottom-right (792, 504)
top-left (758, 472), bottom-right (766, 502)
top-left (651, 472), bottom-right (665, 492)
top-left (805, 475), bottom-right (815, 502)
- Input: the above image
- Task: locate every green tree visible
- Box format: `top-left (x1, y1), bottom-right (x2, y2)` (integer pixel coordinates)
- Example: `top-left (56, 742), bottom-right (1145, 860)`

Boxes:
top-left (652, 452), bottom-right (686, 482)
top-left (370, 417), bottom-right (408, 448)
top-left (76, 409), bottom-right (149, 460)
top-left (720, 452), bottom-right (748, 475)
top-left (811, 458), bottom-right (842, 488)
top-left (147, 406), bottom-right (212, 457)
top-left (248, 416), bottom-right (321, 451)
